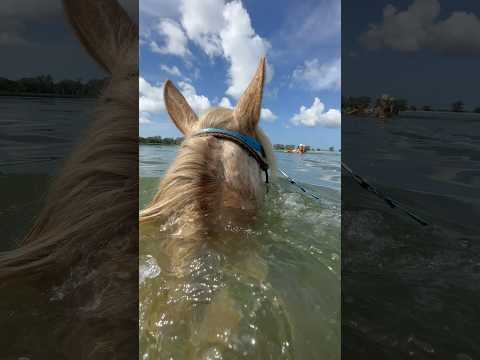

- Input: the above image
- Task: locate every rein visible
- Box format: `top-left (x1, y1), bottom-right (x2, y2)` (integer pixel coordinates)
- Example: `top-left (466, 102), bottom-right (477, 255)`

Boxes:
top-left (188, 129), bottom-right (428, 226)
top-left (192, 128), bottom-right (270, 183)
top-left (342, 162), bottom-right (429, 226)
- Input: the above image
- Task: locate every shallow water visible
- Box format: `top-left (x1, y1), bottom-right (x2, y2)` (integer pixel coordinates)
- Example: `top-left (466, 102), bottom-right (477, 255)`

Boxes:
top-left (0, 96), bottom-right (94, 250)
top-left (0, 96), bottom-right (94, 175)
top-left (343, 113), bottom-right (480, 359)
top-left (139, 145), bottom-right (341, 359)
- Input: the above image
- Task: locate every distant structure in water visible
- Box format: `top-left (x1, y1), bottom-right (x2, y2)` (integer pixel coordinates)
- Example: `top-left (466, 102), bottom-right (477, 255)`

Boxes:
top-left (344, 94), bottom-right (401, 119)
top-left (286, 144), bottom-right (307, 153)
top-left (373, 94), bottom-right (399, 119)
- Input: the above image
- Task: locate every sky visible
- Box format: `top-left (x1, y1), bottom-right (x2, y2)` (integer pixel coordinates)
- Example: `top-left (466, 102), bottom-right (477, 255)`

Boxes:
top-left (343, 0), bottom-right (480, 110)
top-left (139, 0), bottom-right (341, 149)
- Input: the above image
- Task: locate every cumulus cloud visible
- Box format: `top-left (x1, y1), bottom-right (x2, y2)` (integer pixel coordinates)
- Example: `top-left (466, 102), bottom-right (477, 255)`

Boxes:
top-left (292, 58), bottom-right (340, 91)
top-left (160, 64), bottom-right (182, 77)
top-left (360, 0), bottom-right (480, 56)
top-left (218, 96), bottom-right (233, 108)
top-left (150, 19), bottom-right (190, 57)
top-left (139, 77), bottom-right (165, 114)
top-left (139, 77), bottom-right (164, 125)
top-left (139, 77), bottom-right (212, 124)
top-left (181, 0), bottom-right (225, 57)
top-left (260, 108), bottom-right (277, 122)
top-left (220, 1), bottom-right (272, 98)
top-left (290, 98), bottom-right (341, 128)
top-left (146, 0), bottom-right (272, 98)
top-left (217, 96), bottom-right (277, 122)
top-left (139, 113), bottom-right (153, 124)
top-left (177, 81), bottom-right (211, 115)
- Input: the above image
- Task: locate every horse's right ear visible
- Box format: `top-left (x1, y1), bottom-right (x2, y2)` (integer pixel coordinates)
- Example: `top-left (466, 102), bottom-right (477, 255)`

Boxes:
top-left (233, 57), bottom-right (266, 132)
top-left (164, 80), bottom-right (198, 135)
top-left (63, 0), bottom-right (138, 74)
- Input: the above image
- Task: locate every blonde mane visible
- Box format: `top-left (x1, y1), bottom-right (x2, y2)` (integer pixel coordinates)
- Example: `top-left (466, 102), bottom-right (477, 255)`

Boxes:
top-left (140, 107), bottom-right (276, 227)
top-left (0, 1), bottom-right (139, 358)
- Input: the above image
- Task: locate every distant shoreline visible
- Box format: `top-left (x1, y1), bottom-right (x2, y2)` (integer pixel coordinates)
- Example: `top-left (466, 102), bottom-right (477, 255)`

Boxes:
top-left (139, 143), bottom-right (339, 153)
top-left (344, 110), bottom-right (480, 118)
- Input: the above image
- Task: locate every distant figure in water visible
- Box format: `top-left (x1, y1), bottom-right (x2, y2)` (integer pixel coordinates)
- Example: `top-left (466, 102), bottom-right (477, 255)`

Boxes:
top-left (375, 94), bottom-right (398, 119)
top-left (285, 144), bottom-right (306, 153)
top-left (295, 144), bottom-right (306, 153)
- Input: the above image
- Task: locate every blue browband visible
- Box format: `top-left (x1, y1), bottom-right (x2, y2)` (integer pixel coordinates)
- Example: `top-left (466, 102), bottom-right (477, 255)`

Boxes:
top-left (192, 127), bottom-right (270, 182)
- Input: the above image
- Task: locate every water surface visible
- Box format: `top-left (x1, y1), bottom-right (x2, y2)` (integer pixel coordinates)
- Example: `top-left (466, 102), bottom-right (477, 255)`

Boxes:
top-left (343, 112), bottom-right (480, 359)
top-left (140, 145), bottom-right (341, 359)
top-left (1, 96), bottom-right (94, 250)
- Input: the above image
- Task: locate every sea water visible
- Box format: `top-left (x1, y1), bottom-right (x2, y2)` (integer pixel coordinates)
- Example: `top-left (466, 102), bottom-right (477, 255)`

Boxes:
top-left (139, 145), bottom-right (341, 359)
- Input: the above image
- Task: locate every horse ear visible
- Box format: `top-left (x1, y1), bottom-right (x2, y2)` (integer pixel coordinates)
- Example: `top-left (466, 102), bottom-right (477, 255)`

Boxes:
top-left (63, 0), bottom-right (138, 74)
top-left (164, 80), bottom-right (198, 135)
top-left (233, 57), bottom-right (266, 131)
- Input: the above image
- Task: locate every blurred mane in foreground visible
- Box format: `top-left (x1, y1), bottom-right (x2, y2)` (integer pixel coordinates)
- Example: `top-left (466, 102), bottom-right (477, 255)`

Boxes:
top-left (0, 0), bottom-right (138, 358)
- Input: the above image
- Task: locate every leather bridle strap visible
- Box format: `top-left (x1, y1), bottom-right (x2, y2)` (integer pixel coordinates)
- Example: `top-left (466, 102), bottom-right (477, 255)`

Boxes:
top-left (192, 127), bottom-right (270, 183)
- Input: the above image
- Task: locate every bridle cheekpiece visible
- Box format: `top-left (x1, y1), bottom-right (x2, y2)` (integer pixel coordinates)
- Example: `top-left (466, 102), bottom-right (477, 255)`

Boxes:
top-left (192, 127), bottom-right (270, 183)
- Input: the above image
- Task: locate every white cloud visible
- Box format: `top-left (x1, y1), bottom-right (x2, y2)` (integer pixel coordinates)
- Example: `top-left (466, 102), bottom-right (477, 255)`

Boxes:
top-left (181, 0), bottom-right (225, 57)
top-left (172, 0), bottom-right (273, 98)
top-left (143, 0), bottom-right (273, 97)
top-left (218, 96), bottom-right (233, 108)
top-left (150, 19), bottom-right (190, 57)
top-left (139, 113), bottom-right (152, 124)
top-left (290, 98), bottom-right (341, 128)
top-left (292, 58), bottom-right (340, 91)
top-left (360, 0), bottom-right (480, 56)
top-left (220, 1), bottom-right (272, 98)
top-left (139, 77), bottom-right (212, 124)
top-left (217, 98), bottom-right (277, 123)
top-left (261, 108), bottom-right (277, 122)
top-left (139, 77), bottom-right (164, 125)
top-left (139, 77), bottom-right (165, 114)
top-left (160, 64), bottom-right (182, 77)
top-left (177, 81), bottom-right (211, 115)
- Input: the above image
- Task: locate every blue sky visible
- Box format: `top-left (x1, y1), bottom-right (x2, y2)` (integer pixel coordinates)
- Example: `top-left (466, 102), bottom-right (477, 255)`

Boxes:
top-left (139, 0), bottom-right (341, 149)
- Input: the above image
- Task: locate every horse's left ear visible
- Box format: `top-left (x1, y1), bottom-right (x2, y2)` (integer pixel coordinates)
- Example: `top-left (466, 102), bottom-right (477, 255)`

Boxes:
top-left (234, 57), bottom-right (266, 131)
top-left (164, 80), bottom-right (198, 135)
top-left (63, 0), bottom-right (137, 74)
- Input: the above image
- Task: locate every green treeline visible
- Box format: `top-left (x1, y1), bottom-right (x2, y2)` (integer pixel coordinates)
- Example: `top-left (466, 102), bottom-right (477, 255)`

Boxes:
top-left (0, 75), bottom-right (107, 97)
top-left (139, 138), bottom-right (338, 152)
top-left (139, 136), bottom-right (184, 145)
top-left (342, 96), bottom-right (480, 113)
